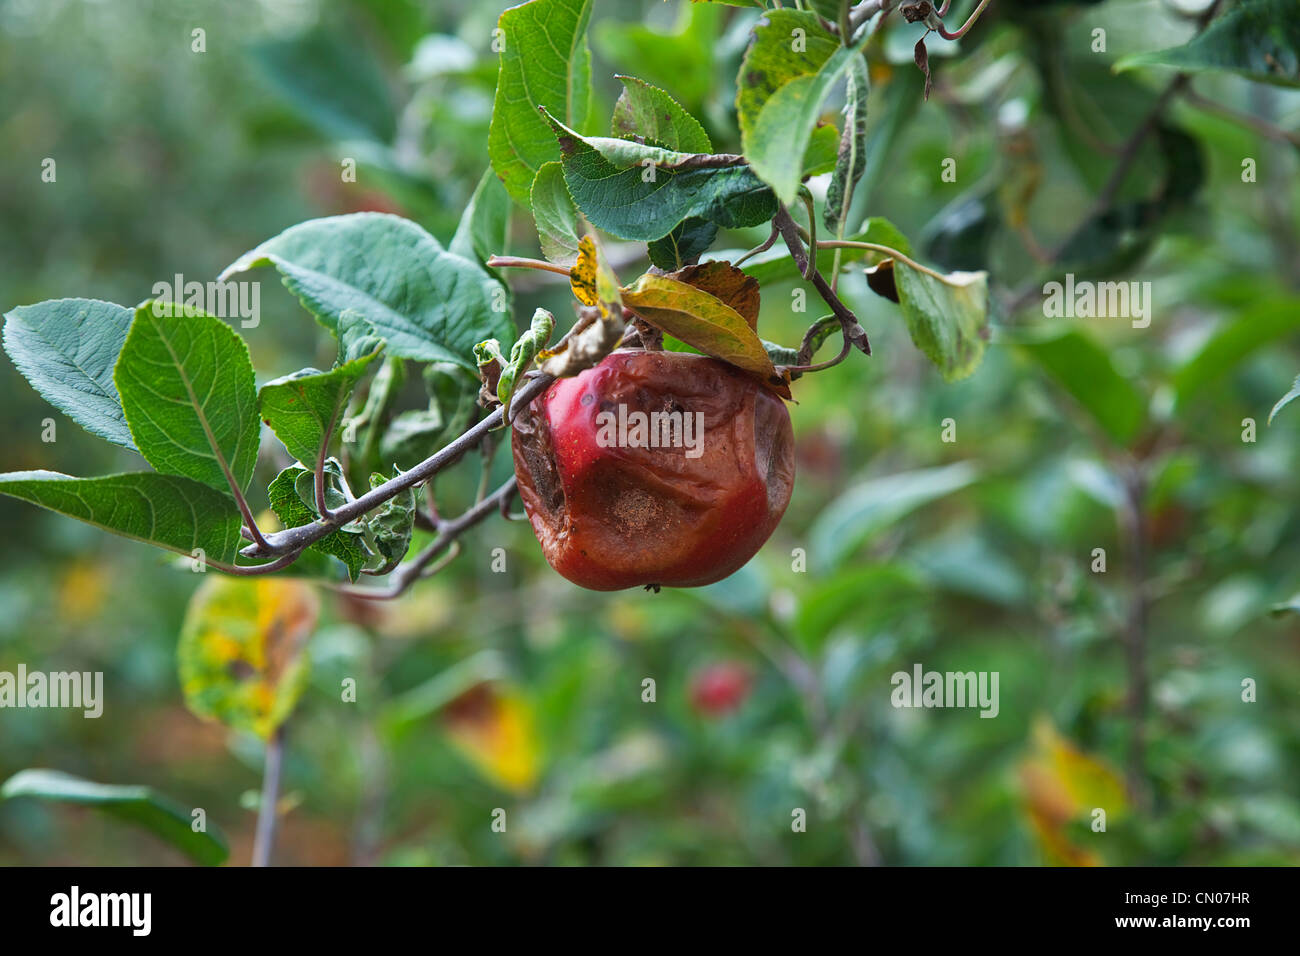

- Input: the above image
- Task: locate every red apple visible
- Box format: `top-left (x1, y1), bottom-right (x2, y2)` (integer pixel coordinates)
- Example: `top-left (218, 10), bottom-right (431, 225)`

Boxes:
top-left (511, 349), bottom-right (795, 591)
top-left (689, 662), bottom-right (753, 716)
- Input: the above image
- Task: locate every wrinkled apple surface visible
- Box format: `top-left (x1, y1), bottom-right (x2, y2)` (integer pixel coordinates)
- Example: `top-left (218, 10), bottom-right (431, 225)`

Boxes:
top-left (511, 349), bottom-right (795, 591)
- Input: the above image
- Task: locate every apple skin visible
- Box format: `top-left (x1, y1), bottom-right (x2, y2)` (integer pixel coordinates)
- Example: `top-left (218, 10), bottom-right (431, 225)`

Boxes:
top-left (689, 662), bottom-right (753, 716)
top-left (511, 349), bottom-right (795, 591)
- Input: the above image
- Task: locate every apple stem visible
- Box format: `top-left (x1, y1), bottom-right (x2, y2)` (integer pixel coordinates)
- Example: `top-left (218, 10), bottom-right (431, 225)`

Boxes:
top-left (486, 255), bottom-right (572, 277)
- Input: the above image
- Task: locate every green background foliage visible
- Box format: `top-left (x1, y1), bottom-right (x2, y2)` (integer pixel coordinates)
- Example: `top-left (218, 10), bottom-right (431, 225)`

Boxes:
top-left (0, 0), bottom-right (1298, 866)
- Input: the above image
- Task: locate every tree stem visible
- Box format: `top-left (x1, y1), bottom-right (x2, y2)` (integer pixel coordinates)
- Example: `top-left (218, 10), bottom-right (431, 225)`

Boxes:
top-left (816, 239), bottom-right (957, 284)
top-left (1181, 86), bottom-right (1300, 149)
top-left (485, 256), bottom-right (572, 276)
top-left (773, 205), bottom-right (871, 355)
top-left (314, 456), bottom-right (333, 521)
top-left (252, 725), bottom-right (286, 867)
top-left (1120, 469), bottom-right (1150, 807)
top-left (1005, 73), bottom-right (1188, 315)
top-left (936, 0), bottom-right (992, 40)
top-left (240, 376), bottom-right (550, 560)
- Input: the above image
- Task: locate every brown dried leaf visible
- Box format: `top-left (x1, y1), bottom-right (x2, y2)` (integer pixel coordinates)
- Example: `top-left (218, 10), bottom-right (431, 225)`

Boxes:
top-left (669, 261), bottom-right (761, 331)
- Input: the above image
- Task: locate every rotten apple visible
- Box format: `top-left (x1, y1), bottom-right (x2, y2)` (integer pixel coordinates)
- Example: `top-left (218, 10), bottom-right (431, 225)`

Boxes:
top-left (511, 349), bottom-right (795, 591)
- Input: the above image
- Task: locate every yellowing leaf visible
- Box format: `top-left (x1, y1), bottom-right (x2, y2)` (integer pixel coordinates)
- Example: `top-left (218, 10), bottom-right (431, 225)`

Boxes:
top-left (1019, 718), bottom-right (1127, 866)
top-left (567, 235), bottom-right (622, 317)
top-left (442, 684), bottom-right (541, 794)
top-left (621, 272), bottom-right (790, 397)
top-left (669, 261), bottom-right (760, 331)
top-left (56, 560), bottom-right (110, 624)
top-left (178, 577), bottom-right (319, 739)
top-left (544, 235), bottom-right (626, 378)
top-left (568, 235), bottom-right (600, 307)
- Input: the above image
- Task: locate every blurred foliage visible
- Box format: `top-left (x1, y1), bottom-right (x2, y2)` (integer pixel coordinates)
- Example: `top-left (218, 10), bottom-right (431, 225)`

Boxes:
top-left (1, 0), bottom-right (1299, 866)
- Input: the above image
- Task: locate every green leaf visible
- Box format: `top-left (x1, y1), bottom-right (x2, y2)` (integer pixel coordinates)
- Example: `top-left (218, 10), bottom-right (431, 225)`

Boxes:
top-left (809, 462), bottom-right (980, 573)
top-left (1115, 0), bottom-right (1300, 88)
top-left (1270, 374), bottom-right (1300, 425)
top-left (853, 217), bottom-right (914, 258)
top-left (737, 10), bottom-right (865, 204)
top-left (1, 769), bottom-right (228, 866)
top-left (611, 74), bottom-right (713, 153)
top-left (425, 361), bottom-right (480, 430)
top-left (475, 308), bottom-right (555, 407)
top-left (889, 261), bottom-right (990, 382)
top-left (1052, 125), bottom-right (1205, 277)
top-left (1172, 298), bottom-right (1300, 411)
top-left (380, 650), bottom-right (507, 734)
top-left (800, 123), bottom-right (841, 177)
top-left (179, 576), bottom-right (318, 739)
top-left (361, 467), bottom-right (417, 575)
top-left (114, 301), bottom-right (260, 494)
top-left (1029, 18), bottom-right (1163, 197)
top-left (381, 362), bottom-right (480, 466)
top-left (380, 408), bottom-right (449, 466)
top-left (220, 213), bottom-right (512, 371)
top-left (909, 531), bottom-right (1029, 607)
top-left (530, 161), bottom-right (582, 265)
top-left (269, 460), bottom-right (417, 581)
top-left (1025, 14), bottom-right (1206, 276)
top-left (859, 67), bottom-right (923, 210)
top-left (763, 317), bottom-right (836, 366)
top-left (545, 111), bottom-right (777, 241)
top-left (759, 316), bottom-right (842, 369)
top-left (337, 308), bottom-right (385, 365)
top-left (1020, 330), bottom-right (1147, 447)
top-left (0, 471), bottom-right (243, 563)
top-left (762, 338), bottom-right (801, 366)
top-left (450, 168), bottom-right (512, 268)
top-left (346, 356), bottom-right (406, 476)
top-left (620, 272), bottom-right (783, 386)
top-left (2, 298), bottom-right (138, 451)
top-left (803, 0), bottom-right (847, 18)
top-left (593, 2), bottom-right (722, 119)
top-left (291, 460), bottom-right (353, 518)
top-left (259, 345), bottom-right (383, 470)
top-left (249, 27), bottom-right (397, 142)
top-left (921, 185), bottom-right (1001, 273)
top-left (267, 465), bottom-right (368, 582)
top-left (824, 57), bottom-right (869, 236)
top-left (647, 217), bottom-right (720, 271)
top-left (547, 116), bottom-right (723, 169)
top-left (793, 564), bottom-right (924, 655)
top-left (488, 0), bottom-right (595, 205)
